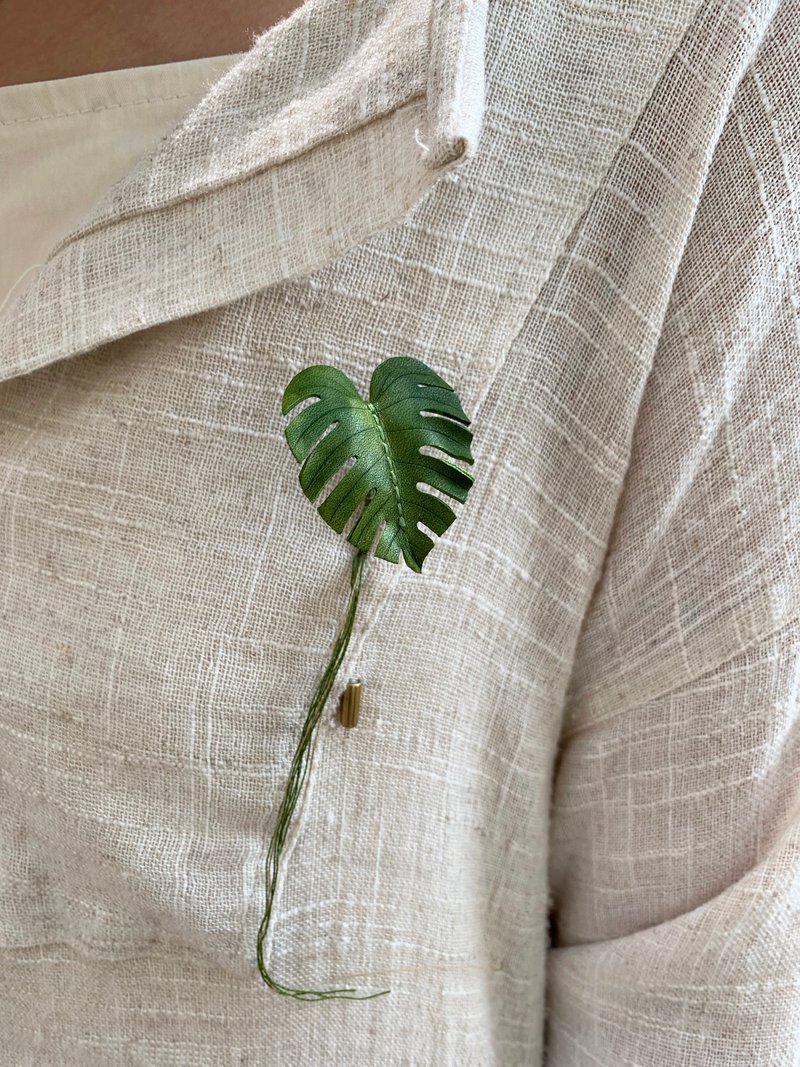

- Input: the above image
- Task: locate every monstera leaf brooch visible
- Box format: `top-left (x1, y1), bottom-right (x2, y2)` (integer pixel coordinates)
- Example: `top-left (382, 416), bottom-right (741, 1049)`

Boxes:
top-left (256, 356), bottom-right (476, 1001)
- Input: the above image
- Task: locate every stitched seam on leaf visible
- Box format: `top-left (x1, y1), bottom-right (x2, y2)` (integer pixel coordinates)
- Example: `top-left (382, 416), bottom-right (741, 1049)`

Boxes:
top-left (366, 400), bottom-right (406, 533)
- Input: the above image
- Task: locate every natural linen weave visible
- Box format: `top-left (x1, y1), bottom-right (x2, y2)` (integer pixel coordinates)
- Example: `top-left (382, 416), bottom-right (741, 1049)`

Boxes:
top-left (0, 0), bottom-right (799, 1063)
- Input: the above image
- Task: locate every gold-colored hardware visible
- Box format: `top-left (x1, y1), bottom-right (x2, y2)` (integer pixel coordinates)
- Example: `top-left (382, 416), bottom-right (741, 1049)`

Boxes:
top-left (339, 678), bottom-right (362, 728)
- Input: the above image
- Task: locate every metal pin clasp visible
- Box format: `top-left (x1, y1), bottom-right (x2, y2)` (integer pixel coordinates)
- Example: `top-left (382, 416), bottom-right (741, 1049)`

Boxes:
top-left (339, 678), bottom-right (362, 728)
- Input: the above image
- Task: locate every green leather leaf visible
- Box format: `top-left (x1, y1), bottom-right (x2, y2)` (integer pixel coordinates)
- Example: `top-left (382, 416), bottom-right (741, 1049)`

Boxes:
top-left (281, 356), bottom-right (475, 572)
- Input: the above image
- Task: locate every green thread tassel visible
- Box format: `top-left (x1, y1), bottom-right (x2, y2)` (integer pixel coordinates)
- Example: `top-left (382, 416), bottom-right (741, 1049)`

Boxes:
top-left (256, 547), bottom-right (390, 1001)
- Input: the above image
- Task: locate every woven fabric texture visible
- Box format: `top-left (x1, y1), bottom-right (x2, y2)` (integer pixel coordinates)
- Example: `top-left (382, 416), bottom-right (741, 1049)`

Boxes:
top-left (0, 0), bottom-right (798, 1063)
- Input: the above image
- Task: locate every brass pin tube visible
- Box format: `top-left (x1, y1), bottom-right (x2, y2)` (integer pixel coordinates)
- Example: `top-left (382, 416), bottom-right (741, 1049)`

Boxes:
top-left (339, 678), bottom-right (362, 728)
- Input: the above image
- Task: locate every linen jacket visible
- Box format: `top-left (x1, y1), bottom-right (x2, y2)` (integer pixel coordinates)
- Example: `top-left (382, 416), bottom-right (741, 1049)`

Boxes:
top-left (1, 0), bottom-right (799, 1063)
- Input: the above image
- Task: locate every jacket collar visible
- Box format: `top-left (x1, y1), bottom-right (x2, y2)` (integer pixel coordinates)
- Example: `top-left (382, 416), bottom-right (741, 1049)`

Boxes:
top-left (0, 0), bottom-right (487, 383)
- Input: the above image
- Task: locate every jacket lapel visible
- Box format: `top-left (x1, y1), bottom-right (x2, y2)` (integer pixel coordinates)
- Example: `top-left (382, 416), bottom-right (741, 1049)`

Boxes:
top-left (0, 0), bottom-right (487, 383)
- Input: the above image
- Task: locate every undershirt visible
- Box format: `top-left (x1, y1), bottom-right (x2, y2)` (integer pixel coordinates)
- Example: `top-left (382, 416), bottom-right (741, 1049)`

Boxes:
top-left (0, 54), bottom-right (239, 313)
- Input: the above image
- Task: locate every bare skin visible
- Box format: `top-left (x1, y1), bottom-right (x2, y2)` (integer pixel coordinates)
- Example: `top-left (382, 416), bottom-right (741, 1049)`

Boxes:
top-left (0, 0), bottom-right (307, 87)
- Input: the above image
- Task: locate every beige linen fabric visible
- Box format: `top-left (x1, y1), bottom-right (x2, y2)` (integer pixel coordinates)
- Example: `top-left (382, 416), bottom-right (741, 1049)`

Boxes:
top-left (0, 0), bottom-right (798, 1063)
top-left (0, 54), bottom-right (239, 313)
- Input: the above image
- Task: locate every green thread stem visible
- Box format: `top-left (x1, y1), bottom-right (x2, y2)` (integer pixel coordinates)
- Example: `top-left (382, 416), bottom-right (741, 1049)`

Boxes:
top-left (256, 547), bottom-right (390, 1001)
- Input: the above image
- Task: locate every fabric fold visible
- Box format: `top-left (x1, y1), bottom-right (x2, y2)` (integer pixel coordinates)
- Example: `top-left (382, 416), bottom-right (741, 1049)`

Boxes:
top-left (547, 819), bottom-right (800, 1064)
top-left (0, 0), bottom-right (487, 383)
